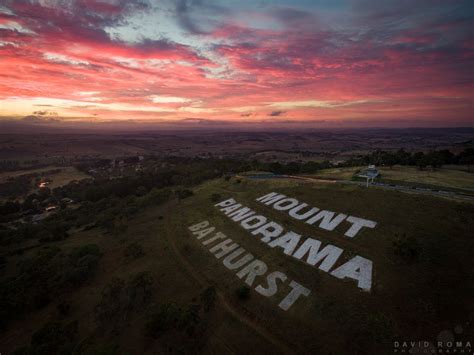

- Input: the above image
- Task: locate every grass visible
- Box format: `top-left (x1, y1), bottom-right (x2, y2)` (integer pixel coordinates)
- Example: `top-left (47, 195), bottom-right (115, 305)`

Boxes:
top-left (377, 165), bottom-right (474, 190)
top-left (1, 177), bottom-right (473, 354)
top-left (311, 166), bottom-right (361, 180)
top-left (0, 198), bottom-right (278, 354)
top-left (170, 177), bottom-right (474, 354)
top-left (47, 167), bottom-right (90, 189)
top-left (313, 165), bottom-right (474, 190)
top-left (0, 165), bottom-right (89, 186)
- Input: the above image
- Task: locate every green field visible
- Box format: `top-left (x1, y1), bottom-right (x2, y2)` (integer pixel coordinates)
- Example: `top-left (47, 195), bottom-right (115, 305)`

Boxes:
top-left (313, 165), bottom-right (474, 190)
top-left (0, 166), bottom-right (90, 201)
top-left (1, 177), bottom-right (473, 354)
top-left (0, 166), bottom-right (89, 185)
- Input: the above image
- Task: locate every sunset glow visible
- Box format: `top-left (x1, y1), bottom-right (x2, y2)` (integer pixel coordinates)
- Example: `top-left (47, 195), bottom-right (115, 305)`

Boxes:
top-left (0, 0), bottom-right (473, 127)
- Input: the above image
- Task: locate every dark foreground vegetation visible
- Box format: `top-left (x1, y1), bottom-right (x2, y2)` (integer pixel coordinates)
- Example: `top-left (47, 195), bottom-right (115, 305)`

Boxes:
top-left (0, 145), bottom-right (473, 354)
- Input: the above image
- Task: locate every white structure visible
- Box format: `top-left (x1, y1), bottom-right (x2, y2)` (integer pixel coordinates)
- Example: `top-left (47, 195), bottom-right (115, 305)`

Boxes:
top-left (357, 165), bottom-right (380, 187)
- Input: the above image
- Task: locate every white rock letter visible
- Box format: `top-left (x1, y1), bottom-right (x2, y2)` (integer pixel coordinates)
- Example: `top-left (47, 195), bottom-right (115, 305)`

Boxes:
top-left (255, 271), bottom-right (287, 297)
top-left (188, 221), bottom-right (209, 232)
top-left (330, 255), bottom-right (373, 291)
top-left (292, 238), bottom-right (343, 272)
top-left (251, 222), bottom-right (283, 243)
top-left (256, 192), bottom-right (286, 206)
top-left (278, 281), bottom-right (310, 311)
top-left (344, 216), bottom-right (377, 238)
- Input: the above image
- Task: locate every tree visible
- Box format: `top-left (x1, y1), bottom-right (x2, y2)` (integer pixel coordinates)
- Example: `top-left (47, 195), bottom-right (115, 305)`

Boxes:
top-left (458, 148), bottom-right (474, 172)
top-left (426, 151), bottom-right (444, 170)
top-left (413, 152), bottom-right (429, 170)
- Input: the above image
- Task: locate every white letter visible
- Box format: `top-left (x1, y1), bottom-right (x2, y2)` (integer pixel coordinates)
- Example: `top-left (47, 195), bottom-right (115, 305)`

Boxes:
top-left (202, 231), bottom-right (227, 245)
top-left (193, 227), bottom-right (215, 240)
top-left (306, 210), bottom-right (347, 231)
top-left (215, 198), bottom-right (236, 208)
top-left (330, 255), bottom-right (373, 291)
top-left (209, 239), bottom-right (240, 259)
top-left (289, 203), bottom-right (319, 220)
top-left (256, 192), bottom-right (286, 205)
top-left (273, 198), bottom-right (299, 211)
top-left (188, 220), bottom-right (209, 232)
top-left (241, 215), bottom-right (267, 230)
top-left (251, 222), bottom-right (283, 243)
top-left (236, 259), bottom-right (268, 286)
top-left (222, 248), bottom-right (254, 270)
top-left (268, 232), bottom-right (301, 255)
top-left (220, 203), bottom-right (242, 215)
top-left (292, 238), bottom-right (343, 272)
top-left (228, 207), bottom-right (255, 221)
top-left (278, 280), bottom-right (310, 311)
top-left (344, 216), bottom-right (377, 238)
top-left (255, 271), bottom-right (287, 297)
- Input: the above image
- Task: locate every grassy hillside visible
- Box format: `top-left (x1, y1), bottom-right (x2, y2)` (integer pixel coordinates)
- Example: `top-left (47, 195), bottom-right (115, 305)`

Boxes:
top-left (314, 165), bottom-right (474, 190)
top-left (1, 177), bottom-right (473, 354)
top-left (171, 177), bottom-right (474, 354)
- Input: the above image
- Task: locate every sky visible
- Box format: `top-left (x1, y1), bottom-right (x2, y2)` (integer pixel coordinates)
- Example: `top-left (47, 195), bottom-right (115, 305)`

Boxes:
top-left (0, 0), bottom-right (473, 128)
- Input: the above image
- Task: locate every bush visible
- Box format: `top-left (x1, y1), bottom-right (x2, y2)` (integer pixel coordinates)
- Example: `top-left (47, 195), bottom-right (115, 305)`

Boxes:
top-left (63, 244), bottom-right (101, 285)
top-left (15, 321), bottom-right (78, 355)
top-left (124, 242), bottom-right (145, 260)
top-left (235, 286), bottom-right (250, 300)
top-left (145, 303), bottom-right (182, 338)
top-left (127, 271), bottom-right (154, 309)
top-left (145, 302), bottom-right (200, 338)
top-left (200, 287), bottom-right (217, 312)
top-left (95, 278), bottom-right (126, 325)
top-left (392, 235), bottom-right (421, 263)
top-left (0, 244), bottom-right (102, 330)
top-left (95, 272), bottom-right (154, 325)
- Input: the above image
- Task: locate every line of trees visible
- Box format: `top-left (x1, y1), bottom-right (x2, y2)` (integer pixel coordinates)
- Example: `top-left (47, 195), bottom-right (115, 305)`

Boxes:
top-left (344, 148), bottom-right (474, 171)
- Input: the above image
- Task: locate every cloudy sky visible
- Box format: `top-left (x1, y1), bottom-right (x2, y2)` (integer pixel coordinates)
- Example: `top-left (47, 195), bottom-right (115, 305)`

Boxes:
top-left (0, 0), bottom-right (473, 127)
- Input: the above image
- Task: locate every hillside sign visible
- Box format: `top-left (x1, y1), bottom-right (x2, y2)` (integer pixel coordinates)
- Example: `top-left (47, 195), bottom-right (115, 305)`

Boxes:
top-left (188, 192), bottom-right (377, 311)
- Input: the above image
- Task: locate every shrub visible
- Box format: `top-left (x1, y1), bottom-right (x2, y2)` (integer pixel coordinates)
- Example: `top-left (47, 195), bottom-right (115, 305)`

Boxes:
top-left (145, 303), bottom-right (201, 338)
top-left (145, 303), bottom-right (182, 338)
top-left (0, 255), bottom-right (6, 269)
top-left (235, 285), bottom-right (250, 300)
top-left (63, 244), bottom-right (101, 286)
top-left (95, 278), bottom-right (126, 324)
top-left (16, 321), bottom-right (79, 355)
top-left (392, 234), bottom-right (421, 263)
top-left (95, 272), bottom-right (154, 325)
top-left (126, 271), bottom-right (154, 310)
top-left (200, 287), bottom-right (217, 312)
top-left (179, 304), bottom-right (201, 336)
top-left (124, 242), bottom-right (145, 260)
top-left (0, 244), bottom-right (102, 331)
